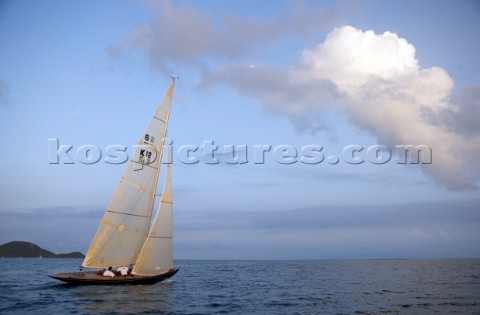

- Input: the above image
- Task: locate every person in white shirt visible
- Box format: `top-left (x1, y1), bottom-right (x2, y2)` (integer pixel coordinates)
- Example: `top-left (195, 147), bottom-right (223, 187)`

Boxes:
top-left (117, 266), bottom-right (129, 276)
top-left (103, 266), bottom-right (115, 277)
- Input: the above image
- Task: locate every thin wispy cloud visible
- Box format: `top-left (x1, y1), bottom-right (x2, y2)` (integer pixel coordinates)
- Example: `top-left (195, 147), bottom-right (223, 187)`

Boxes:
top-left (1, 200), bottom-right (475, 258)
top-left (70, 109), bottom-right (81, 117)
top-left (173, 199), bottom-right (480, 259)
top-left (175, 198), bottom-right (480, 232)
top-left (109, 0), bottom-right (344, 71)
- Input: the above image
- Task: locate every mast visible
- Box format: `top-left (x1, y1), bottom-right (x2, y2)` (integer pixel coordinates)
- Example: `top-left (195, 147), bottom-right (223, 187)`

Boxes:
top-left (132, 78), bottom-right (176, 275)
top-left (144, 76), bottom-right (175, 249)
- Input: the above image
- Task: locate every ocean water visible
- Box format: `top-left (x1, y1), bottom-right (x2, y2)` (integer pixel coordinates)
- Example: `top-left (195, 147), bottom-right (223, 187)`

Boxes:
top-left (0, 259), bottom-right (479, 314)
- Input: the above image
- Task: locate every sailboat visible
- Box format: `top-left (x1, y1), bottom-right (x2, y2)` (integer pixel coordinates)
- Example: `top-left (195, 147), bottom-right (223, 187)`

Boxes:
top-left (49, 78), bottom-right (179, 284)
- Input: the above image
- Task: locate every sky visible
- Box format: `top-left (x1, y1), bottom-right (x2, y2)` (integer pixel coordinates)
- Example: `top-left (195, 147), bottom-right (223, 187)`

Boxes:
top-left (0, 0), bottom-right (479, 259)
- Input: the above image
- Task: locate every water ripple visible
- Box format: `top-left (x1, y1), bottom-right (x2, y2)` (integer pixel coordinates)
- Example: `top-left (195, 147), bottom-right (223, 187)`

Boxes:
top-left (0, 259), bottom-right (479, 314)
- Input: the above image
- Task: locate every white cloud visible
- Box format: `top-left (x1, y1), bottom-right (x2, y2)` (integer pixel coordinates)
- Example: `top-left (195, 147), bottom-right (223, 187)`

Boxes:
top-left (410, 227), bottom-right (425, 238)
top-left (392, 228), bottom-right (453, 242)
top-left (296, 26), bottom-right (420, 86)
top-left (70, 109), bottom-right (81, 117)
top-left (438, 230), bottom-right (452, 241)
top-left (109, 0), bottom-right (343, 71)
top-left (202, 26), bottom-right (480, 189)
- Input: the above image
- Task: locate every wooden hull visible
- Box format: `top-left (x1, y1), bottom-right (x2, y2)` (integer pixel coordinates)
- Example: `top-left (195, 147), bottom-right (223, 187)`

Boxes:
top-left (49, 268), bottom-right (178, 285)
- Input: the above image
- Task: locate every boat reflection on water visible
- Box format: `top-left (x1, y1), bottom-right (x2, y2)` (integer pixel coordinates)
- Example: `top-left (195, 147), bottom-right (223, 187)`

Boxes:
top-left (74, 281), bottom-right (175, 314)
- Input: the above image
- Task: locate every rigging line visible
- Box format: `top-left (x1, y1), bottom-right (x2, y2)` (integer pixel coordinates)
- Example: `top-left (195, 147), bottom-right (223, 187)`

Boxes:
top-left (148, 236), bottom-right (172, 239)
top-left (131, 160), bottom-right (158, 170)
top-left (106, 210), bottom-right (149, 218)
top-left (120, 178), bottom-right (144, 191)
top-left (153, 115), bottom-right (166, 123)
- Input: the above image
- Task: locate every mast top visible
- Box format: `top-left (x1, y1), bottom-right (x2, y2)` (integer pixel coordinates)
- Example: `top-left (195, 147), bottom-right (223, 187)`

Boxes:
top-left (170, 72), bottom-right (179, 82)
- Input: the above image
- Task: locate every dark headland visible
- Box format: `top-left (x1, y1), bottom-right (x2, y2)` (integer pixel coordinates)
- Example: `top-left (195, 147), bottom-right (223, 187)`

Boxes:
top-left (0, 241), bottom-right (85, 258)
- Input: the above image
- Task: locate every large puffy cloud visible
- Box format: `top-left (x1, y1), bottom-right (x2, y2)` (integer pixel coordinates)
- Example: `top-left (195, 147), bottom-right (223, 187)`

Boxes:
top-left (202, 26), bottom-right (480, 189)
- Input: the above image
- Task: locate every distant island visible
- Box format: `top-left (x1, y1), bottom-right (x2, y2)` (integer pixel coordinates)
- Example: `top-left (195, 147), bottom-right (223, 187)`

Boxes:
top-left (0, 241), bottom-right (85, 258)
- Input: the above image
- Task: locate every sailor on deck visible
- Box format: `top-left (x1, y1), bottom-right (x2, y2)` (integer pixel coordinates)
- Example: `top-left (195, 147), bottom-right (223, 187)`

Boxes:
top-left (103, 266), bottom-right (115, 277)
top-left (117, 266), bottom-right (129, 276)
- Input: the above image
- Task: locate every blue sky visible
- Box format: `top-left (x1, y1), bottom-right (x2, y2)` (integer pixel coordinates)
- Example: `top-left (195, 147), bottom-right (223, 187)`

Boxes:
top-left (0, 0), bottom-right (479, 259)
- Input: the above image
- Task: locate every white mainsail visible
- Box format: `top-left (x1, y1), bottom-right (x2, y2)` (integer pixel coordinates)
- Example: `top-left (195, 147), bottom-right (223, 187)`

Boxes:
top-left (82, 80), bottom-right (175, 268)
top-left (132, 162), bottom-right (173, 275)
